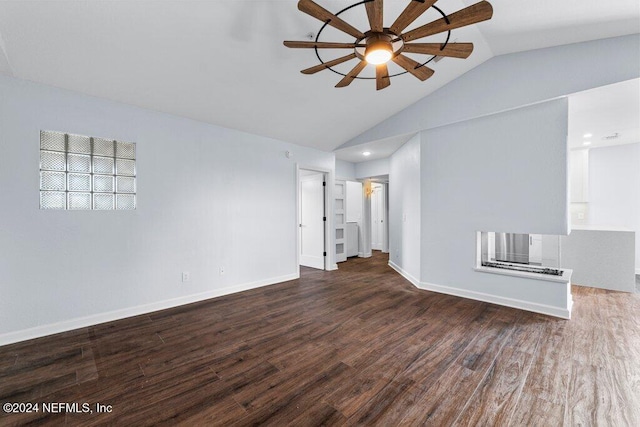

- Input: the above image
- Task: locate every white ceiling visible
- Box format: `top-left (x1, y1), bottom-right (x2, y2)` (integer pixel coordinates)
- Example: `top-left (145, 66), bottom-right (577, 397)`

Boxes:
top-left (467, 0), bottom-right (640, 55)
top-left (335, 132), bottom-right (415, 162)
top-left (568, 78), bottom-right (640, 150)
top-left (0, 0), bottom-right (637, 154)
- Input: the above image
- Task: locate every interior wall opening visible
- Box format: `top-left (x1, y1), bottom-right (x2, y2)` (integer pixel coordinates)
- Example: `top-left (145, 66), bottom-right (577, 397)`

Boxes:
top-left (337, 175), bottom-right (389, 267)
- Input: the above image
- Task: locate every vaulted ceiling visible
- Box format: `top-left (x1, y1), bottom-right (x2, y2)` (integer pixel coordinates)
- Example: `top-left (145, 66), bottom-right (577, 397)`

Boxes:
top-left (0, 1), bottom-right (637, 152)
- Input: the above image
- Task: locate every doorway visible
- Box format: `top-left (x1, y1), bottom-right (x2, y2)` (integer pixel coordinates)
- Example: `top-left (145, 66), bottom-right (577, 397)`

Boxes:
top-left (371, 183), bottom-right (384, 251)
top-left (338, 178), bottom-right (389, 262)
top-left (299, 169), bottom-right (326, 270)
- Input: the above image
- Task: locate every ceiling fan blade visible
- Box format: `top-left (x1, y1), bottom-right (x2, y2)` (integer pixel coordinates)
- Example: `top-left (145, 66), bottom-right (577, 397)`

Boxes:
top-left (335, 60), bottom-right (368, 88)
top-left (298, 0), bottom-right (365, 39)
top-left (391, 54), bottom-right (434, 81)
top-left (402, 42), bottom-right (474, 58)
top-left (301, 53), bottom-right (357, 74)
top-left (284, 41), bottom-right (362, 49)
top-left (365, 0), bottom-right (383, 33)
top-left (402, 1), bottom-right (493, 42)
top-left (390, 0), bottom-right (437, 35)
top-left (376, 63), bottom-right (390, 90)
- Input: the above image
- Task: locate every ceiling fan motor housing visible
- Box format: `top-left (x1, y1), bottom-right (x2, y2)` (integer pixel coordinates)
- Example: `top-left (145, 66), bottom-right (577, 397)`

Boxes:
top-left (363, 33), bottom-right (394, 64)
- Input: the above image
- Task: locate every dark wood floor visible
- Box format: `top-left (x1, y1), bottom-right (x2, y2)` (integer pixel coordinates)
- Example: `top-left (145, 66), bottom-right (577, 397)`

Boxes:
top-left (1, 252), bottom-right (639, 426)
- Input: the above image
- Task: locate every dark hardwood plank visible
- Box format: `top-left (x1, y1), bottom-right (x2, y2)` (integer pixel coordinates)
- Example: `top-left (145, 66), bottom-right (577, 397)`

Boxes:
top-left (232, 363), bottom-right (352, 425)
top-left (174, 396), bottom-right (247, 426)
top-left (321, 370), bottom-right (396, 419)
top-left (1, 252), bottom-right (639, 425)
top-left (510, 393), bottom-right (565, 426)
top-left (405, 363), bottom-right (481, 425)
top-left (517, 317), bottom-right (573, 407)
top-left (452, 318), bottom-right (543, 425)
top-left (392, 311), bottom-right (520, 425)
top-left (345, 377), bottom-right (415, 425)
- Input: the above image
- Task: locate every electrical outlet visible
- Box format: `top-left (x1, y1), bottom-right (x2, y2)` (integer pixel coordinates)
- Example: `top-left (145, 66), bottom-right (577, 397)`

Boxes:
top-left (182, 272), bottom-right (190, 282)
top-left (219, 266), bottom-right (225, 275)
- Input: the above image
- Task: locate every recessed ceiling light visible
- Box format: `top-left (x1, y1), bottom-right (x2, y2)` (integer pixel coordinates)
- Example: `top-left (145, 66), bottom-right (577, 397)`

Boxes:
top-left (583, 133), bottom-right (593, 138)
top-left (363, 151), bottom-right (371, 156)
top-left (583, 141), bottom-right (592, 146)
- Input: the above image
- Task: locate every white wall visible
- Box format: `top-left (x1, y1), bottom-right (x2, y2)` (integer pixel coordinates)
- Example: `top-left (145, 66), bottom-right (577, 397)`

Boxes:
top-left (388, 134), bottom-right (421, 283)
top-left (419, 99), bottom-right (570, 313)
top-left (341, 34), bottom-right (640, 148)
top-left (0, 75), bottom-right (334, 344)
top-left (345, 181), bottom-right (362, 223)
top-left (569, 149), bottom-right (589, 203)
top-left (569, 147), bottom-right (590, 226)
top-left (355, 158), bottom-right (389, 179)
top-left (588, 143), bottom-right (640, 272)
top-left (335, 159), bottom-right (356, 180)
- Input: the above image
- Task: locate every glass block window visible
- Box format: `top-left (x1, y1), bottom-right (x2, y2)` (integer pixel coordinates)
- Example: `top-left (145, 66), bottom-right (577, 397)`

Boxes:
top-left (39, 131), bottom-right (136, 210)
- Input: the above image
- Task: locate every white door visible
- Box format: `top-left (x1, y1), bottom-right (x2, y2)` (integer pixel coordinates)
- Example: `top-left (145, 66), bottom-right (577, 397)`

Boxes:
top-left (300, 172), bottom-right (325, 269)
top-left (371, 184), bottom-right (383, 250)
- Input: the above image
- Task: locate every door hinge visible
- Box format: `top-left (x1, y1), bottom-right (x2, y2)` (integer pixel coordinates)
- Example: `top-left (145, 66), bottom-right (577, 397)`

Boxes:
top-left (323, 252), bottom-right (327, 257)
top-left (322, 181), bottom-right (326, 187)
top-left (323, 216), bottom-right (326, 221)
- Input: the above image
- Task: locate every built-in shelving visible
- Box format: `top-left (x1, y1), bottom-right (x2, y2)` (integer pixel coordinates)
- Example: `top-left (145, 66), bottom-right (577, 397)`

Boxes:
top-left (335, 180), bottom-right (346, 263)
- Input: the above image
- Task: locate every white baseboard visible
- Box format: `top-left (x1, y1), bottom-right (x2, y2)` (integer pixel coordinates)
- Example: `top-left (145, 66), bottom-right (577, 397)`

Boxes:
top-left (417, 281), bottom-right (571, 319)
top-left (388, 261), bottom-right (571, 319)
top-left (329, 264), bottom-right (339, 271)
top-left (388, 261), bottom-right (421, 287)
top-left (636, 268), bottom-right (640, 275)
top-left (0, 273), bottom-right (299, 347)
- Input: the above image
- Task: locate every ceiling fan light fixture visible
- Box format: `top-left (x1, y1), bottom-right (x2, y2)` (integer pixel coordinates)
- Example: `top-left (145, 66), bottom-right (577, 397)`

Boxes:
top-left (284, 0), bottom-right (494, 90)
top-left (365, 39), bottom-right (393, 65)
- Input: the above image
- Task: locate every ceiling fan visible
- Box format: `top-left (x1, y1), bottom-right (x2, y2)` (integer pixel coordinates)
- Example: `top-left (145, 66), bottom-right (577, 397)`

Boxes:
top-left (284, 0), bottom-right (493, 90)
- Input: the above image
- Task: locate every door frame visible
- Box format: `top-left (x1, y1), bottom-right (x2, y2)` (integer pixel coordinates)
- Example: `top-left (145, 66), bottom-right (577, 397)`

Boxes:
top-left (382, 182), bottom-right (389, 253)
top-left (362, 180), bottom-right (389, 257)
top-left (296, 164), bottom-right (334, 275)
top-left (371, 183), bottom-right (384, 251)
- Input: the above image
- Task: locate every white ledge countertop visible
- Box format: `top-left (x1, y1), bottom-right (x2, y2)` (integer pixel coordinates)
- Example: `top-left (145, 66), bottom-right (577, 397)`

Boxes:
top-left (474, 264), bottom-right (573, 283)
top-left (571, 225), bottom-right (635, 232)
